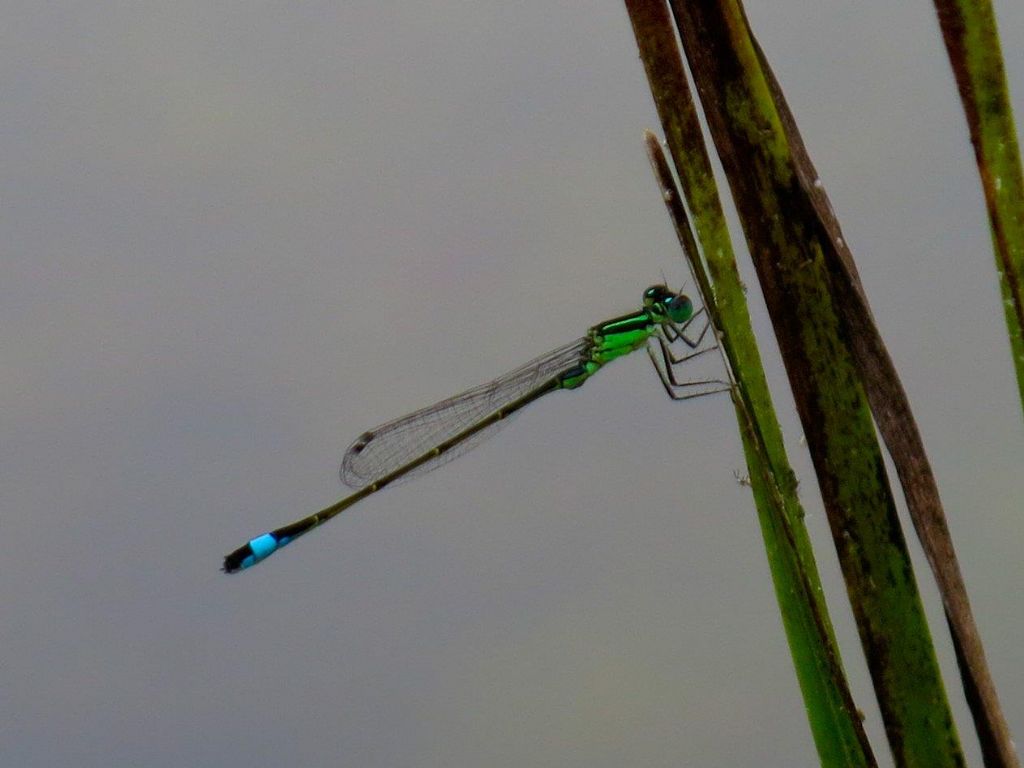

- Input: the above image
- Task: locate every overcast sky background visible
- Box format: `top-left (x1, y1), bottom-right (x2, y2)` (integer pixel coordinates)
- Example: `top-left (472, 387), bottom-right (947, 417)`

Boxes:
top-left (3, 2), bottom-right (1023, 766)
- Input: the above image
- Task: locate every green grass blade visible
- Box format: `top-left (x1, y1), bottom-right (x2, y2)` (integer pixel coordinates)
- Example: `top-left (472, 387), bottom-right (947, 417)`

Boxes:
top-left (629, 0), bottom-right (996, 764)
top-left (934, 0), bottom-right (1024, 419)
top-left (670, 2), bottom-right (969, 764)
top-left (627, 3), bottom-right (875, 765)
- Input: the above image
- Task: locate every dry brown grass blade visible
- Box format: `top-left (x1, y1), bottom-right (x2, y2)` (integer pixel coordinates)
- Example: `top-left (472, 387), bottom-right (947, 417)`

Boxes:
top-left (659, 0), bottom-right (1014, 763)
top-left (752, 34), bottom-right (1019, 768)
top-left (626, 2), bottom-right (876, 764)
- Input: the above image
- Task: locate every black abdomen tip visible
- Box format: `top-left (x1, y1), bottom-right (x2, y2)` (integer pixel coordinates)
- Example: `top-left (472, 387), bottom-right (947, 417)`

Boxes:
top-left (222, 543), bottom-right (253, 574)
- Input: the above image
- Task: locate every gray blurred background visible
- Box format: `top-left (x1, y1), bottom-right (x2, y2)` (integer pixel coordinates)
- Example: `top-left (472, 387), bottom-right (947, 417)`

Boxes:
top-left (2, 2), bottom-right (1022, 766)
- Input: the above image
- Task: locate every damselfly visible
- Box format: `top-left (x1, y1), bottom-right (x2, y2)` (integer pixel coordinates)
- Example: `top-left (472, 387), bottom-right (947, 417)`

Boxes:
top-left (223, 285), bottom-right (729, 573)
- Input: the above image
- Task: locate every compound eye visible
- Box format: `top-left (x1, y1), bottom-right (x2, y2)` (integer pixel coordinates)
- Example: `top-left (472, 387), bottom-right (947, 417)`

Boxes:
top-left (666, 294), bottom-right (693, 324)
top-left (643, 284), bottom-right (669, 307)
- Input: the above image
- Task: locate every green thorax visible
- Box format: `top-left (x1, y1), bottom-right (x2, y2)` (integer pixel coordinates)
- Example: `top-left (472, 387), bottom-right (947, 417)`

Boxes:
top-left (558, 285), bottom-right (693, 390)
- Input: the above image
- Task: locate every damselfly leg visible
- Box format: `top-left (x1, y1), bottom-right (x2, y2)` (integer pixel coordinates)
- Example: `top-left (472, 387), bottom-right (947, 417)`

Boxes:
top-left (647, 306), bottom-right (732, 401)
top-left (662, 306), bottom-right (712, 349)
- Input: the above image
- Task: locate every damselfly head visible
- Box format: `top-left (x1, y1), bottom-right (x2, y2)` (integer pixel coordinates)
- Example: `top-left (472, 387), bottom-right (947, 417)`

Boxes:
top-left (643, 285), bottom-right (693, 324)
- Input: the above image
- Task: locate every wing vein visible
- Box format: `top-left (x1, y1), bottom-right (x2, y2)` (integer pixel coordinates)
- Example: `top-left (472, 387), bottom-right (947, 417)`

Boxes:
top-left (340, 337), bottom-right (591, 488)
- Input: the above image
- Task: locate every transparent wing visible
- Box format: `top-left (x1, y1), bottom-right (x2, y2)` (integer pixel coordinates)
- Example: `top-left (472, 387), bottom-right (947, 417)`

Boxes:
top-left (340, 336), bottom-right (591, 489)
